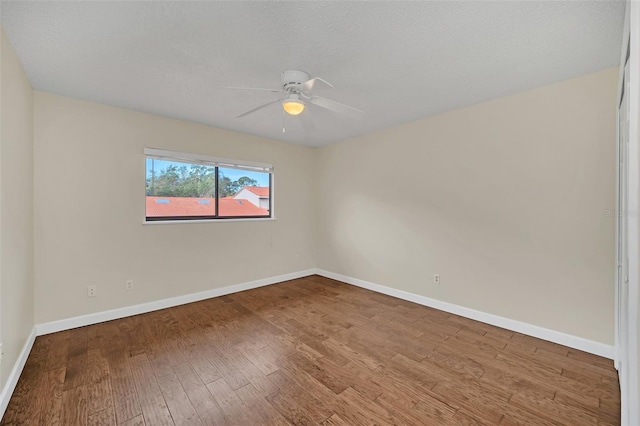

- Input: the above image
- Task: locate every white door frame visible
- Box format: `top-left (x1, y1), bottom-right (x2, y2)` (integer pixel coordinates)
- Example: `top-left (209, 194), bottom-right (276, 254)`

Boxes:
top-left (628, 0), bottom-right (640, 422)
top-left (615, 37), bottom-right (627, 374)
top-left (616, 1), bottom-right (639, 424)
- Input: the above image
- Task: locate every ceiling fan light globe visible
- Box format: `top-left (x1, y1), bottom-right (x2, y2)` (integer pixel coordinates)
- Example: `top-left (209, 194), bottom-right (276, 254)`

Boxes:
top-left (282, 100), bottom-right (305, 115)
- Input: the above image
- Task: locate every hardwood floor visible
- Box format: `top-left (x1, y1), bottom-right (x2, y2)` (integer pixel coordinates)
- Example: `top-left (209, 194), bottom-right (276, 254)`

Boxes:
top-left (1, 275), bottom-right (620, 425)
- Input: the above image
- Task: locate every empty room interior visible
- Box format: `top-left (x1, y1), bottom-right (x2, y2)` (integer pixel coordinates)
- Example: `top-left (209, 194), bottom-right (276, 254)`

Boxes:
top-left (0, 1), bottom-right (639, 425)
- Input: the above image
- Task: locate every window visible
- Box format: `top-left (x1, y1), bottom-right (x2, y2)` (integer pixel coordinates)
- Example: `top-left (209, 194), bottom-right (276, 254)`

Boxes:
top-left (145, 148), bottom-right (272, 221)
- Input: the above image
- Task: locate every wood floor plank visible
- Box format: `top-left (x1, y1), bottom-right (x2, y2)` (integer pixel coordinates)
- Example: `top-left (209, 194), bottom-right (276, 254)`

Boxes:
top-left (101, 325), bottom-right (143, 424)
top-left (64, 327), bottom-right (90, 390)
top-left (202, 324), bottom-right (277, 395)
top-left (119, 316), bottom-right (150, 358)
top-left (29, 335), bottom-right (54, 363)
top-left (264, 389), bottom-right (318, 426)
top-left (44, 331), bottom-right (71, 372)
top-left (87, 407), bottom-right (116, 426)
top-left (510, 392), bottom-right (601, 425)
top-left (269, 332), bottom-right (323, 360)
top-left (333, 386), bottom-right (402, 426)
top-left (510, 333), bottom-right (570, 356)
top-left (322, 338), bottom-right (382, 371)
top-left (157, 372), bottom-right (202, 425)
top-left (485, 326), bottom-right (515, 341)
top-left (600, 397), bottom-right (622, 424)
top-left (448, 331), bottom-right (508, 355)
top-left (567, 349), bottom-right (614, 369)
top-left (495, 352), bottom-right (613, 400)
top-left (205, 378), bottom-right (252, 425)
top-left (282, 351), bottom-right (351, 395)
top-left (320, 413), bottom-right (350, 426)
top-left (367, 324), bottom-right (439, 362)
top-left (2, 275), bottom-right (621, 426)
top-left (201, 329), bottom-right (251, 390)
top-left (430, 378), bottom-right (511, 424)
top-left (143, 314), bottom-right (188, 380)
top-left (128, 353), bottom-right (174, 426)
top-left (118, 415), bottom-right (145, 426)
top-left (85, 344), bottom-right (114, 415)
top-left (235, 383), bottom-right (292, 426)
top-left (108, 371), bottom-right (142, 424)
top-left (535, 346), bottom-right (618, 379)
top-left (37, 367), bottom-right (66, 425)
top-left (420, 346), bottom-right (486, 381)
top-left (499, 406), bottom-right (561, 426)
top-left (555, 391), bottom-right (618, 424)
top-left (172, 362), bottom-right (225, 426)
top-left (411, 398), bottom-right (458, 425)
top-left (60, 385), bottom-right (88, 425)
top-left (478, 361), bottom-right (556, 402)
top-left (445, 315), bottom-right (496, 336)
top-left (176, 331), bottom-right (223, 385)
top-left (387, 353), bottom-right (449, 390)
top-left (370, 364), bottom-right (447, 410)
top-left (453, 409), bottom-right (499, 426)
top-left (240, 344), bottom-right (281, 376)
top-left (410, 317), bottom-right (461, 342)
top-left (503, 341), bottom-right (538, 357)
top-left (267, 369), bottom-right (335, 423)
top-left (329, 325), bottom-right (399, 361)
top-left (321, 359), bottom-right (383, 400)
top-left (375, 391), bottom-right (456, 425)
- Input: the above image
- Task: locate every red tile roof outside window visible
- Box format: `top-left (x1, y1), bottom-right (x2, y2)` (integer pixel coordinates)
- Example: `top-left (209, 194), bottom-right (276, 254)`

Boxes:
top-left (244, 186), bottom-right (270, 197)
top-left (146, 196), bottom-right (269, 217)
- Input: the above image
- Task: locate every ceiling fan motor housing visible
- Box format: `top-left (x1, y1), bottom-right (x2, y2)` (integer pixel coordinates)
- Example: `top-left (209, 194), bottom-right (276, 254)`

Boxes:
top-left (232, 70), bottom-right (363, 121)
top-left (281, 70), bottom-right (310, 92)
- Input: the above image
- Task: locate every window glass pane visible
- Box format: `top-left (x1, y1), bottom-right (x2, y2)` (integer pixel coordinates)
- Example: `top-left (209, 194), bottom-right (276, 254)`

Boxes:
top-left (218, 167), bottom-right (270, 217)
top-left (146, 158), bottom-right (216, 218)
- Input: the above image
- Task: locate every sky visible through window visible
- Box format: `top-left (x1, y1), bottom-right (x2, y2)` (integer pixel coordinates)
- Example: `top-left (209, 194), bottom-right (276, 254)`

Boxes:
top-left (145, 158), bottom-right (269, 186)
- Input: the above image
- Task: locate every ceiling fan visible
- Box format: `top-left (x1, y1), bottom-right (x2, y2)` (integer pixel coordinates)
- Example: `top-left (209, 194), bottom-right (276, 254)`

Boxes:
top-left (228, 70), bottom-right (364, 131)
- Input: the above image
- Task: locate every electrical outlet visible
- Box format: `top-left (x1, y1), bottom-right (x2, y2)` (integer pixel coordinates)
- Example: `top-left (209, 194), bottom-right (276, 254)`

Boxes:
top-left (433, 274), bottom-right (440, 284)
top-left (125, 279), bottom-right (134, 291)
top-left (87, 285), bottom-right (97, 297)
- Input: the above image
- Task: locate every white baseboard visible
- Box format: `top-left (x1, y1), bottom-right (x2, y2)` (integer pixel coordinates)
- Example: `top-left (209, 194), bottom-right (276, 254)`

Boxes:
top-left (36, 269), bottom-right (316, 336)
top-left (0, 327), bottom-right (36, 419)
top-left (314, 269), bottom-right (615, 359)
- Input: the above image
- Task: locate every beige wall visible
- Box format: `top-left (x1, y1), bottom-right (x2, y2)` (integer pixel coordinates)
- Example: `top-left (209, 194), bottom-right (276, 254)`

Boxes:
top-left (28, 67), bottom-right (620, 344)
top-left (34, 92), bottom-right (316, 323)
top-left (317, 67), bottom-right (618, 344)
top-left (0, 29), bottom-right (34, 387)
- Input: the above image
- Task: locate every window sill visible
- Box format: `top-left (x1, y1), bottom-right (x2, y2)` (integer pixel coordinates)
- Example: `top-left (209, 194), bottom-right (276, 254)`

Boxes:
top-left (143, 217), bottom-right (277, 225)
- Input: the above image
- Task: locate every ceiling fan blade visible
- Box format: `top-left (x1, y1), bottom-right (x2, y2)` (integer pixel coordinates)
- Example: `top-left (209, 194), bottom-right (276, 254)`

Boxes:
top-left (236, 99), bottom-right (281, 118)
top-left (299, 112), bottom-right (316, 133)
top-left (309, 96), bottom-right (364, 120)
top-left (301, 77), bottom-right (333, 93)
top-left (227, 86), bottom-right (282, 93)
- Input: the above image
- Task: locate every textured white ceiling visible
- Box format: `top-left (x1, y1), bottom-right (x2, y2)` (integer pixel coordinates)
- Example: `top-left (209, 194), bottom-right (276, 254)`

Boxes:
top-left (0, 1), bottom-right (625, 146)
